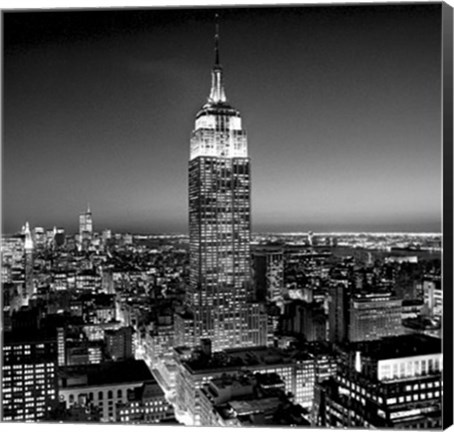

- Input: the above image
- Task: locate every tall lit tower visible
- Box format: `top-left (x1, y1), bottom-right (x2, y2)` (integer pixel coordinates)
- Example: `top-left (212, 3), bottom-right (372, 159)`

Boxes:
top-left (79, 204), bottom-right (93, 250)
top-left (23, 221), bottom-right (34, 300)
top-left (185, 19), bottom-right (268, 351)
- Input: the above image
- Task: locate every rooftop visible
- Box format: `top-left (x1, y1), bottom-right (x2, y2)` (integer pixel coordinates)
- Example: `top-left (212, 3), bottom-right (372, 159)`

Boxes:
top-left (352, 334), bottom-right (441, 360)
top-left (182, 346), bottom-right (313, 374)
top-left (60, 359), bottom-right (153, 388)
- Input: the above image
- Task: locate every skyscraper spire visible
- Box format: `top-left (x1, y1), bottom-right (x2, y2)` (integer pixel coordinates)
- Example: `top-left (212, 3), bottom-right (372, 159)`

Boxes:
top-left (214, 13), bottom-right (220, 67)
top-left (208, 14), bottom-right (227, 105)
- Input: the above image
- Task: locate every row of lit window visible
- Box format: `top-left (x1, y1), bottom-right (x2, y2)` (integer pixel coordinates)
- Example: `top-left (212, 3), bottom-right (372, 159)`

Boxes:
top-left (387, 391), bottom-right (441, 404)
top-left (404, 381), bottom-right (440, 391)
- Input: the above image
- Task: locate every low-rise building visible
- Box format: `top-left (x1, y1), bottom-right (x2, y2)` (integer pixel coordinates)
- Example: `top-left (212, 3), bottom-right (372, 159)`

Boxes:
top-left (58, 359), bottom-right (154, 422)
top-left (174, 344), bottom-right (316, 425)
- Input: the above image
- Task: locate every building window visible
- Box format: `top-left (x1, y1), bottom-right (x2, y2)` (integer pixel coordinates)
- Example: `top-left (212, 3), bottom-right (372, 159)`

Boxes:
top-left (98, 391), bottom-right (103, 400)
top-left (117, 389), bottom-right (122, 399)
top-left (108, 391), bottom-right (113, 399)
top-left (434, 359), bottom-right (440, 371)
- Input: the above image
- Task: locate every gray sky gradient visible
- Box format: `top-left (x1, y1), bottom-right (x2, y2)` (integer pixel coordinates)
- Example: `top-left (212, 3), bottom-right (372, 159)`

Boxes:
top-left (3, 5), bottom-right (442, 234)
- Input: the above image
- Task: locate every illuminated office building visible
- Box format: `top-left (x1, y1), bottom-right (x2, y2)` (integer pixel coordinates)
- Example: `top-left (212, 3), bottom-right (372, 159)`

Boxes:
top-left (183, 23), bottom-right (267, 351)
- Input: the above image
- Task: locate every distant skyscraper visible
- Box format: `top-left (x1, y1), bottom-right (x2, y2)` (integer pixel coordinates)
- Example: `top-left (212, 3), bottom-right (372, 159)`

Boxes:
top-left (184, 21), bottom-right (267, 351)
top-left (79, 204), bottom-right (93, 250)
top-left (79, 204), bottom-right (93, 237)
top-left (22, 222), bottom-right (34, 301)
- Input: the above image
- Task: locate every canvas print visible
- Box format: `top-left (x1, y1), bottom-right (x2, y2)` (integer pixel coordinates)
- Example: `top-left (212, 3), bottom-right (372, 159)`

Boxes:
top-left (1, 3), bottom-right (450, 428)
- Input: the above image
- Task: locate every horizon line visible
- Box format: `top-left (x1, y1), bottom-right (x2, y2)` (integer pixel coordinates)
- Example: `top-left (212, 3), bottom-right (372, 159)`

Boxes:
top-left (1, 229), bottom-right (442, 237)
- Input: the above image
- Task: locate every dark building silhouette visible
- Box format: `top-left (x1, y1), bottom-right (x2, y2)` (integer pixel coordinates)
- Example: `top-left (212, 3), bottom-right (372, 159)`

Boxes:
top-left (328, 283), bottom-right (348, 343)
top-left (105, 326), bottom-right (134, 361)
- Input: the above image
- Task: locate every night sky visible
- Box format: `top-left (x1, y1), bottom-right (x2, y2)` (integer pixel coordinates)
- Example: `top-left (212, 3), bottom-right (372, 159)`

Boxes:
top-left (3, 4), bottom-right (442, 234)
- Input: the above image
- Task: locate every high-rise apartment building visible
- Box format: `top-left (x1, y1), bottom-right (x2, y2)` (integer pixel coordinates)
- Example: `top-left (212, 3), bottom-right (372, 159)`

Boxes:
top-left (182, 23), bottom-right (267, 352)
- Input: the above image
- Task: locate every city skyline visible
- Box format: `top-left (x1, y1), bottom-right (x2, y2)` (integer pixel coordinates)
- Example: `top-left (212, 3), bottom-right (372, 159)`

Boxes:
top-left (3, 5), bottom-right (442, 234)
top-left (1, 5), bottom-right (448, 425)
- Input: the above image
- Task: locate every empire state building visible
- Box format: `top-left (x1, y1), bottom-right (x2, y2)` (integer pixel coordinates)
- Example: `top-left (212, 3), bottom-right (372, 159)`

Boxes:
top-left (182, 23), bottom-right (268, 352)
